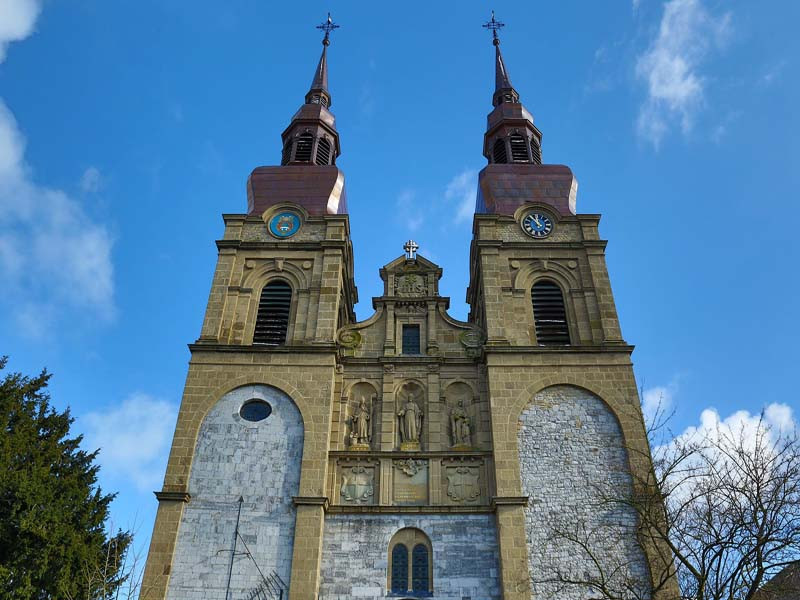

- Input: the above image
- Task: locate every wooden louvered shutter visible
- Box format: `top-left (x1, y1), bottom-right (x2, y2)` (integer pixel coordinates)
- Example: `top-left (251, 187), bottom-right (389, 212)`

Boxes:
top-left (531, 280), bottom-right (570, 345)
top-left (493, 138), bottom-right (508, 164)
top-left (294, 133), bottom-right (313, 162)
top-left (253, 281), bottom-right (292, 346)
top-left (315, 137), bottom-right (331, 165)
top-left (530, 138), bottom-right (542, 164)
top-left (510, 134), bottom-right (529, 162)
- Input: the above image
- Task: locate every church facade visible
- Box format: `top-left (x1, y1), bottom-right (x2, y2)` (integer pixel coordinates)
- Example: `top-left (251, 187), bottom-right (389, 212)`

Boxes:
top-left (141, 16), bottom-right (670, 600)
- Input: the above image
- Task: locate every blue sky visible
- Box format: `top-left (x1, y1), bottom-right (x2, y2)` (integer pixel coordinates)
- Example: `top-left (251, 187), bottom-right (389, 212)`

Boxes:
top-left (1, 0), bottom-right (798, 586)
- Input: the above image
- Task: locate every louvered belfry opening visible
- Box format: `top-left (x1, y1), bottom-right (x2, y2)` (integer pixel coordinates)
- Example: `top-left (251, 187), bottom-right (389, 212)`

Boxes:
top-left (315, 137), bottom-right (331, 165)
top-left (253, 280), bottom-right (292, 346)
top-left (530, 138), bottom-right (542, 165)
top-left (294, 133), bottom-right (314, 162)
top-left (510, 134), bottom-right (529, 162)
top-left (493, 138), bottom-right (508, 164)
top-left (531, 280), bottom-right (570, 345)
top-left (280, 142), bottom-right (292, 166)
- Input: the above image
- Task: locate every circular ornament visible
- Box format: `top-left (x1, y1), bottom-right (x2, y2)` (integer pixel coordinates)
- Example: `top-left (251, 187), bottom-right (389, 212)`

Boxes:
top-left (268, 211), bottom-right (301, 238)
top-left (521, 212), bottom-right (554, 238)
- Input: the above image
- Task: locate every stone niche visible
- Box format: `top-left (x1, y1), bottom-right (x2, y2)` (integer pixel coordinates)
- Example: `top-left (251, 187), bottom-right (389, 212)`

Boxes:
top-left (395, 381), bottom-right (426, 451)
top-left (345, 381), bottom-right (379, 451)
top-left (443, 381), bottom-right (477, 450)
top-left (337, 459), bottom-right (378, 506)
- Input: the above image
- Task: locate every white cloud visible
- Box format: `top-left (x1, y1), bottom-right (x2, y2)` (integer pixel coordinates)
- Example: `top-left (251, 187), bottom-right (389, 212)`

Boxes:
top-left (81, 394), bottom-right (178, 492)
top-left (635, 0), bottom-right (731, 148)
top-left (642, 384), bottom-right (673, 422)
top-left (0, 3), bottom-right (115, 337)
top-left (396, 188), bottom-right (423, 232)
top-left (0, 0), bottom-right (40, 62)
top-left (444, 169), bottom-right (477, 224)
top-left (80, 166), bottom-right (102, 193)
top-left (761, 59), bottom-right (787, 86)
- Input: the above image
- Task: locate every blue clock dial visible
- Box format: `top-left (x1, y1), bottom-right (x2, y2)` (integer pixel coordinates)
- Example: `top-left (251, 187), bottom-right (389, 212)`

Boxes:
top-left (521, 212), bottom-right (554, 238)
top-left (268, 211), bottom-right (301, 238)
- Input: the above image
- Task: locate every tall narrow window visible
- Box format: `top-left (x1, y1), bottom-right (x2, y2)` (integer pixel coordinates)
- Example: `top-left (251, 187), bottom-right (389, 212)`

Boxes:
top-left (509, 134), bottom-right (529, 162)
top-left (411, 544), bottom-right (430, 593)
top-left (531, 280), bottom-right (570, 345)
top-left (253, 280), bottom-right (292, 346)
top-left (492, 138), bottom-right (508, 164)
top-left (391, 544), bottom-right (409, 593)
top-left (315, 137), bottom-right (331, 165)
top-left (402, 325), bottom-right (421, 355)
top-left (294, 133), bottom-right (313, 162)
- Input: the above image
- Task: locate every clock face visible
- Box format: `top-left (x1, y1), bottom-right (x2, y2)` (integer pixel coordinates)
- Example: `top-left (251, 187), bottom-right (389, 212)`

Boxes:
top-left (268, 211), bottom-right (301, 238)
top-left (521, 212), bottom-right (554, 238)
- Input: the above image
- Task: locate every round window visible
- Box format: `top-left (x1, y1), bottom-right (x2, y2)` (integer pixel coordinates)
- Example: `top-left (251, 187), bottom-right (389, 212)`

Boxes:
top-left (239, 399), bottom-right (272, 422)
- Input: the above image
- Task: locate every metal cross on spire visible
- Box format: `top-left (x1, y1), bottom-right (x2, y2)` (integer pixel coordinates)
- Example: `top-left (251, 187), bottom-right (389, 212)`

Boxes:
top-left (316, 12), bottom-right (340, 46)
top-left (403, 240), bottom-right (419, 260)
top-left (482, 10), bottom-right (505, 45)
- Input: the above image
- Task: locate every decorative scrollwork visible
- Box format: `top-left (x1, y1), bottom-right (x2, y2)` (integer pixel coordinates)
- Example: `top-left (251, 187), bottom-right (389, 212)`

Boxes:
top-left (336, 329), bottom-right (362, 349)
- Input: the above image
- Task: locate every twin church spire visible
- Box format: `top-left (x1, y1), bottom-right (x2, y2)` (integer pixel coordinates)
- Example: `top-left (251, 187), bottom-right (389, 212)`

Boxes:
top-left (278, 12), bottom-right (542, 169)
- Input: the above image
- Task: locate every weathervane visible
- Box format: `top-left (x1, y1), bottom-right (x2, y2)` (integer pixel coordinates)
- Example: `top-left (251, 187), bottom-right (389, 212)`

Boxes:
top-left (482, 10), bottom-right (505, 45)
top-left (316, 12), bottom-right (340, 46)
top-left (403, 240), bottom-right (419, 260)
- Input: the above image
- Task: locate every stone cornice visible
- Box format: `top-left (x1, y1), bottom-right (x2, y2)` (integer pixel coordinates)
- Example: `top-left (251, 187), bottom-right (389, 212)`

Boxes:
top-left (491, 496), bottom-right (529, 508)
top-left (292, 496), bottom-right (329, 510)
top-left (154, 490), bottom-right (191, 503)
top-left (188, 343), bottom-right (339, 353)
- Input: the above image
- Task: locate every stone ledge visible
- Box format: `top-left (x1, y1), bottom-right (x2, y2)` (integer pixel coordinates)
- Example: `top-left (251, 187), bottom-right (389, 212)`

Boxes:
top-left (327, 505), bottom-right (494, 514)
top-left (154, 490), bottom-right (191, 503)
top-left (491, 496), bottom-right (529, 508)
top-left (292, 496), bottom-right (330, 510)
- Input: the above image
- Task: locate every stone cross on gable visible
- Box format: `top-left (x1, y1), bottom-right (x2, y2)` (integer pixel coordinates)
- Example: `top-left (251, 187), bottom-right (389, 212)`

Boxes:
top-left (403, 240), bottom-right (419, 260)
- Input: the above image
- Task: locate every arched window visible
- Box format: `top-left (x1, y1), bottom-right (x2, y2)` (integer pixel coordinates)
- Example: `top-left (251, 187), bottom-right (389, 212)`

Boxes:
top-left (531, 280), bottom-right (570, 345)
top-left (492, 138), bottom-right (508, 164)
top-left (391, 545), bottom-right (409, 594)
top-left (388, 528), bottom-right (432, 596)
top-left (253, 280), bottom-right (292, 346)
top-left (294, 133), bottom-right (313, 162)
top-left (530, 138), bottom-right (542, 164)
top-left (509, 134), bottom-right (529, 162)
top-left (315, 137), bottom-right (331, 165)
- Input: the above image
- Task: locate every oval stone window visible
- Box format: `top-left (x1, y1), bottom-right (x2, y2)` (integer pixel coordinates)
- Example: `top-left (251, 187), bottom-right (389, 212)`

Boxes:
top-left (239, 399), bottom-right (272, 422)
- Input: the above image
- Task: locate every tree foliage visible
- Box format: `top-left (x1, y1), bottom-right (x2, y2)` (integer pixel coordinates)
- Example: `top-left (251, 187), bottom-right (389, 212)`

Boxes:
top-left (0, 357), bottom-right (131, 599)
top-left (543, 401), bottom-right (800, 600)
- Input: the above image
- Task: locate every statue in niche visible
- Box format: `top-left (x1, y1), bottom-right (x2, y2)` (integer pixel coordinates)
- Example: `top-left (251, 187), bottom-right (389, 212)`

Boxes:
top-left (397, 386), bottom-right (423, 451)
top-left (449, 399), bottom-right (472, 449)
top-left (348, 394), bottom-right (374, 451)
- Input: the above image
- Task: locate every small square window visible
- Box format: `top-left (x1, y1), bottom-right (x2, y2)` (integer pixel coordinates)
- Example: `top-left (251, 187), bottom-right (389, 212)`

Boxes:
top-left (402, 325), bottom-right (421, 355)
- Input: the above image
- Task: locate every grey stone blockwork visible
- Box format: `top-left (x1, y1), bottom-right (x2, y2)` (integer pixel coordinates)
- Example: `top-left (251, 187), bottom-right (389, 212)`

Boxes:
top-left (518, 385), bottom-right (650, 600)
top-left (167, 385), bottom-right (303, 599)
top-left (319, 514), bottom-right (501, 600)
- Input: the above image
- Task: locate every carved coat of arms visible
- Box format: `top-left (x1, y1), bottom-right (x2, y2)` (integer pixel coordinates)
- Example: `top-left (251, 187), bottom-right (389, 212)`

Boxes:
top-left (340, 466), bottom-right (374, 504)
top-left (446, 466), bottom-right (480, 503)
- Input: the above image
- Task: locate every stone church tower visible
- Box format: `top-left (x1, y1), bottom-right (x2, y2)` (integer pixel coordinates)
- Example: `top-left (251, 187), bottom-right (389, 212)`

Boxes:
top-left (141, 15), bottom-right (671, 600)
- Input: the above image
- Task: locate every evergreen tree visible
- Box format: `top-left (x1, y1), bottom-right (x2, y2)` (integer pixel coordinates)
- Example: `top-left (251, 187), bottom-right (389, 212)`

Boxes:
top-left (0, 357), bottom-right (131, 599)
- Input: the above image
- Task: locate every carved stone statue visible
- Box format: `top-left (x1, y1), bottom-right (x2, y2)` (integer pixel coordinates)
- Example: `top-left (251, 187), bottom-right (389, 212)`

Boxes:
top-left (449, 399), bottom-right (472, 448)
top-left (397, 387), bottom-right (423, 450)
top-left (349, 394), bottom-right (374, 451)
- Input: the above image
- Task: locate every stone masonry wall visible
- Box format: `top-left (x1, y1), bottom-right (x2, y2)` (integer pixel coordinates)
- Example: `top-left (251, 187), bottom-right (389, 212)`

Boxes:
top-left (518, 385), bottom-right (650, 600)
top-left (319, 514), bottom-right (501, 600)
top-left (166, 384), bottom-right (303, 599)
